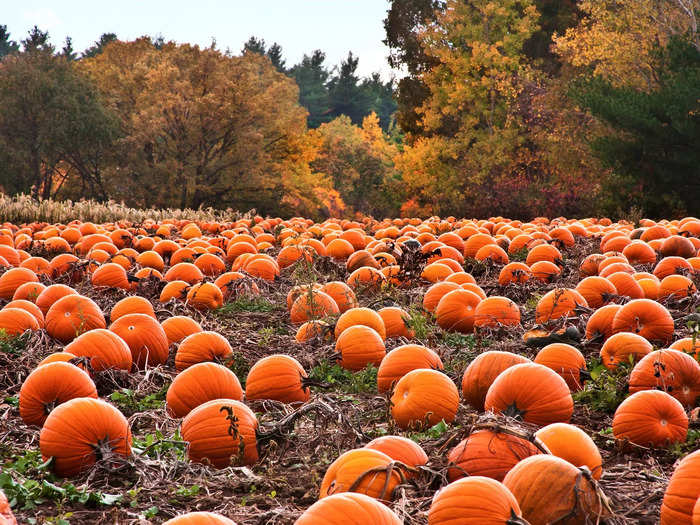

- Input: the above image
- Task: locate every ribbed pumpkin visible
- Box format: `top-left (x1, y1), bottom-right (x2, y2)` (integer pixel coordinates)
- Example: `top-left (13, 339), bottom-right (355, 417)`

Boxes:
top-left (654, 256), bottom-right (693, 279)
top-left (600, 331), bottom-right (653, 370)
top-left (295, 320), bottom-right (330, 342)
top-left (162, 512), bottom-right (237, 525)
top-left (428, 476), bottom-right (527, 525)
top-left (109, 313), bottom-right (169, 368)
top-left (376, 344), bottom-right (444, 393)
top-left (498, 262), bottom-right (531, 286)
top-left (535, 288), bottom-right (587, 324)
top-left (164, 262), bottom-right (204, 284)
top-left (629, 349), bottom-right (700, 407)
top-left (245, 354), bottom-right (310, 403)
top-left (335, 307), bottom-right (387, 340)
top-left (575, 276), bottom-right (617, 308)
top-left (377, 306), bottom-right (414, 338)
top-left (161, 315), bottom-right (203, 345)
top-left (435, 289), bottom-right (482, 333)
top-left (0, 489), bottom-right (16, 525)
top-left (671, 337), bottom-right (700, 359)
top-left (612, 390), bottom-right (688, 447)
top-left (422, 281), bottom-right (460, 313)
top-left (110, 296), bottom-right (155, 322)
top-left (35, 284), bottom-right (78, 316)
top-left (11, 280), bottom-right (46, 302)
top-left (462, 351), bottom-right (530, 411)
top-left (659, 274), bottom-right (697, 300)
top-left (0, 267), bottom-right (39, 300)
top-left (175, 331), bottom-right (232, 372)
top-left (484, 363), bottom-right (574, 426)
top-left (447, 429), bottom-right (541, 482)
top-left (364, 435), bottom-right (428, 472)
top-left (534, 343), bottom-right (587, 391)
top-left (335, 325), bottom-right (386, 371)
top-left (390, 368), bottom-right (459, 430)
top-left (181, 399), bottom-right (258, 468)
top-left (290, 290), bottom-right (339, 324)
top-left (159, 280), bottom-right (190, 303)
top-left (45, 295), bottom-right (106, 343)
top-left (0, 307), bottom-right (40, 336)
top-left (660, 449), bottom-right (700, 524)
top-left (319, 448), bottom-right (402, 501)
top-left (473, 296), bottom-right (520, 328)
top-left (64, 328), bottom-right (133, 372)
top-left (166, 362), bottom-right (243, 418)
top-left (40, 397), bottom-right (132, 477)
top-left (296, 492), bottom-right (402, 525)
top-left (529, 260), bottom-right (562, 283)
top-left (535, 423), bottom-right (603, 480)
top-left (584, 303), bottom-right (621, 341)
top-left (612, 299), bottom-right (674, 344)
top-left (503, 455), bottom-right (606, 525)
top-left (91, 262), bottom-right (133, 290)
top-left (19, 361), bottom-right (98, 427)
top-left (185, 282), bottom-right (224, 310)
top-left (320, 281), bottom-right (359, 313)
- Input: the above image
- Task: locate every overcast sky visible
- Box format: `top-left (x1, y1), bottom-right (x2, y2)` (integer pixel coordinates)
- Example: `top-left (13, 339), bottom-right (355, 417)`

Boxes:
top-left (3, 1), bottom-right (399, 79)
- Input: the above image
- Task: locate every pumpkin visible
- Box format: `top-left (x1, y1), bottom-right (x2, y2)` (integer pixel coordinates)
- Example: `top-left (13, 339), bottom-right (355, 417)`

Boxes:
top-left (575, 276), bottom-right (617, 308)
top-left (599, 332), bottom-right (652, 370)
top-left (462, 351), bottom-right (530, 411)
top-left (526, 243), bottom-right (562, 265)
top-left (654, 256), bottom-right (693, 279)
top-left (159, 280), bottom-right (190, 303)
top-left (110, 313), bottom-right (169, 368)
top-left (19, 361), bottom-right (98, 427)
top-left (612, 390), bottom-right (688, 447)
top-left (193, 253), bottom-right (226, 276)
top-left (659, 274), bottom-right (697, 300)
top-left (181, 399), bottom-right (258, 468)
top-left (110, 296), bottom-right (156, 322)
top-left (435, 289), bottom-right (482, 333)
top-left (295, 320), bottom-right (330, 342)
top-left (11, 281), bottom-right (46, 302)
top-left (164, 262), bottom-right (204, 284)
top-left (660, 449), bottom-right (700, 524)
top-left (4, 300), bottom-right (44, 327)
top-left (0, 267), bottom-right (39, 300)
top-left (473, 296), bottom-right (520, 328)
top-left (185, 282), bottom-right (224, 310)
top-left (364, 435), bottom-right (428, 473)
top-left (215, 271), bottom-right (260, 299)
top-left (35, 284), bottom-right (78, 316)
top-left (64, 328), bottom-right (133, 372)
top-left (584, 304), bottom-right (621, 341)
top-left (629, 349), bottom-right (700, 407)
top-left (390, 368), bottom-right (459, 430)
top-left (502, 455), bottom-right (606, 525)
top-left (296, 492), bottom-right (402, 524)
top-left (611, 299), bottom-right (674, 344)
top-left (45, 295), bottom-right (106, 343)
top-left (534, 423), bottom-right (603, 479)
top-left (447, 429), bottom-right (540, 482)
top-left (498, 262), bottom-right (531, 286)
top-left (428, 476), bottom-right (526, 525)
top-left (161, 315), bottom-right (203, 345)
top-left (162, 512), bottom-right (237, 525)
top-left (319, 448), bottom-right (402, 502)
top-left (0, 307), bottom-right (40, 336)
top-left (335, 307), bottom-right (387, 340)
top-left (535, 288), bottom-right (587, 324)
top-left (91, 262), bottom-right (134, 290)
top-left (346, 266), bottom-right (384, 290)
top-left (671, 337), bottom-right (700, 359)
top-left (533, 343), bottom-right (587, 391)
top-left (484, 363), bottom-right (574, 426)
top-left (660, 235), bottom-right (697, 258)
top-left (0, 489), bottom-right (17, 525)
top-left (377, 306), bottom-right (414, 338)
top-left (290, 290), bottom-right (339, 324)
top-left (320, 281), bottom-right (359, 313)
top-left (245, 354), bottom-right (310, 403)
top-left (175, 331), bottom-right (232, 372)
top-left (335, 325), bottom-right (386, 371)
top-left (377, 344), bottom-right (444, 393)
top-left (40, 397), bottom-right (132, 477)
top-left (445, 271), bottom-right (477, 285)
top-left (166, 362), bottom-right (243, 418)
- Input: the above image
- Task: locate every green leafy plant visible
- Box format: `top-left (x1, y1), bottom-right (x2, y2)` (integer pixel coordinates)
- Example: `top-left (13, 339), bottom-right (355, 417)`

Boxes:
top-left (573, 358), bottom-right (630, 413)
top-left (109, 386), bottom-right (167, 414)
top-left (132, 429), bottom-right (186, 460)
top-left (309, 360), bottom-right (378, 393)
top-left (0, 332), bottom-right (30, 355)
top-left (217, 297), bottom-right (278, 314)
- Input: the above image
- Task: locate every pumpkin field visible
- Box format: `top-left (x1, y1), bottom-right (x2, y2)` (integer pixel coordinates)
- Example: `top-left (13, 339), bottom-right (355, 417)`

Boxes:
top-left (1, 212), bottom-right (700, 524)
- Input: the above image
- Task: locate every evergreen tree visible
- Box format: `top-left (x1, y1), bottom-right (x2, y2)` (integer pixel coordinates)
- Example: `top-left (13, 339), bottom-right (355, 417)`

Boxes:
top-left (22, 26), bottom-right (53, 53)
top-left (289, 50), bottom-right (332, 128)
top-left (326, 52), bottom-right (372, 125)
top-left (61, 36), bottom-right (77, 61)
top-left (82, 33), bottom-right (117, 58)
top-left (0, 25), bottom-right (20, 58)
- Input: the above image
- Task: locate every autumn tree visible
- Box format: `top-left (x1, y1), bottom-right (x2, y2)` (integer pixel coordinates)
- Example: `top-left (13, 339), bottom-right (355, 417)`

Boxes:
top-left (311, 113), bottom-right (402, 216)
top-left (81, 38), bottom-right (331, 215)
top-left (0, 37), bottom-right (118, 199)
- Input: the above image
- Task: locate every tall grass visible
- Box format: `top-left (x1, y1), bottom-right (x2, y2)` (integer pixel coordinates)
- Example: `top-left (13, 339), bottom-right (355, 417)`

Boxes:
top-left (0, 194), bottom-right (250, 224)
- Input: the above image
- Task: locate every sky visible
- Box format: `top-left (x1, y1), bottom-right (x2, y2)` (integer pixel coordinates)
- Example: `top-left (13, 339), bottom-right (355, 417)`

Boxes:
top-left (3, 1), bottom-right (400, 79)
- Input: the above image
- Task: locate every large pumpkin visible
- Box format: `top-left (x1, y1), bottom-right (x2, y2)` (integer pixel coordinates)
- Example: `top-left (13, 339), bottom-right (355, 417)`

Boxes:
top-left (390, 368), bottom-right (459, 430)
top-left (64, 328), bottom-right (133, 372)
top-left (181, 399), bottom-right (258, 468)
top-left (535, 288), bottom-right (588, 324)
top-left (376, 344), bottom-right (444, 393)
top-left (166, 362), bottom-right (243, 418)
top-left (162, 512), bottom-right (237, 525)
top-left (434, 289), bottom-right (482, 333)
top-left (533, 343), bottom-right (587, 391)
top-left (110, 313), bottom-right (169, 369)
top-left (484, 363), bottom-right (574, 426)
top-left (40, 397), bottom-right (132, 477)
top-left (661, 449), bottom-right (700, 524)
top-left (174, 331), bottom-right (233, 372)
top-left (335, 325), bottom-right (386, 371)
top-left (612, 390), bottom-right (688, 447)
top-left (319, 448), bottom-right (402, 502)
top-left (462, 351), bottom-right (530, 411)
top-left (45, 295), bottom-right (106, 343)
top-left (534, 423), bottom-right (603, 480)
top-left (245, 354), bottom-right (310, 404)
top-left (611, 299), bottom-right (674, 344)
top-left (629, 349), bottom-right (700, 407)
top-left (296, 492), bottom-right (402, 525)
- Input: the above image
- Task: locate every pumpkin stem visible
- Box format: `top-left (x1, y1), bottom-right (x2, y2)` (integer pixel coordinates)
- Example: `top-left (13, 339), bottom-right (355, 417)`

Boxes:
top-left (506, 509), bottom-right (531, 525)
top-left (346, 461), bottom-right (413, 501)
top-left (502, 402), bottom-right (526, 421)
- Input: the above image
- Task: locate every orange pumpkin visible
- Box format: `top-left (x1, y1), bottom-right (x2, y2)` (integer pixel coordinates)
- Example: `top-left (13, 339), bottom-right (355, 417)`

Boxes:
top-left (45, 295), bottom-right (106, 343)
top-left (390, 369), bottom-right (459, 429)
top-left (245, 354), bottom-right (310, 403)
top-left (109, 313), bottom-right (169, 368)
top-left (534, 343), bottom-right (587, 391)
top-left (611, 299), bottom-right (674, 344)
top-left (462, 351), bottom-right (530, 411)
top-left (335, 325), bottom-right (386, 371)
top-left (166, 362), bottom-right (243, 418)
top-left (175, 331), bottom-right (232, 372)
top-left (629, 349), bottom-right (700, 407)
top-left (613, 390), bottom-right (688, 447)
top-left (319, 448), bottom-right (402, 502)
top-left (534, 423), bottom-right (603, 479)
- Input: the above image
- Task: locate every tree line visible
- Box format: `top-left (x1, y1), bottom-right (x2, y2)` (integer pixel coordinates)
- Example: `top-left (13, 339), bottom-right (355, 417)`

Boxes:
top-left (1, 1), bottom-right (699, 220)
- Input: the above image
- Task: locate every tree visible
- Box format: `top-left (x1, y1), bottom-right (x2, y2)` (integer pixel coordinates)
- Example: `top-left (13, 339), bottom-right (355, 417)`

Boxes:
top-left (0, 25), bottom-right (19, 58)
top-left (61, 36), bottom-right (77, 61)
top-left (0, 46), bottom-right (118, 199)
top-left (384, 0), bottom-right (445, 135)
top-left (327, 52), bottom-right (373, 125)
top-left (82, 39), bottom-right (330, 215)
top-left (22, 26), bottom-right (53, 53)
top-left (570, 38), bottom-right (700, 216)
top-left (82, 33), bottom-right (117, 58)
top-left (361, 73), bottom-right (398, 132)
top-left (243, 36), bottom-right (286, 72)
top-left (289, 50), bottom-right (332, 128)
